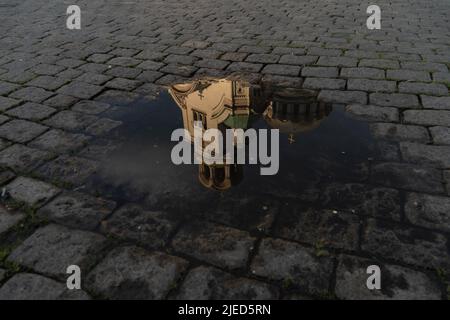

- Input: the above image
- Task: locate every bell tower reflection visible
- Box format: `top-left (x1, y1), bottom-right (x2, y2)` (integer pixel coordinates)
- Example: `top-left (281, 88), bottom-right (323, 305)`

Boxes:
top-left (168, 79), bottom-right (332, 190)
top-left (263, 88), bottom-right (332, 143)
top-left (169, 79), bottom-right (262, 190)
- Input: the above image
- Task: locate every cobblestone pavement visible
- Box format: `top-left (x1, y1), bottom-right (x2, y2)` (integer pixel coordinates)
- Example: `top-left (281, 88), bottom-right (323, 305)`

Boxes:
top-left (0, 0), bottom-right (449, 300)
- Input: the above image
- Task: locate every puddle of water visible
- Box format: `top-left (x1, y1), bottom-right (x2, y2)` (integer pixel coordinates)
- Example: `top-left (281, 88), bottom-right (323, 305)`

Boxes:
top-left (85, 78), bottom-right (375, 213)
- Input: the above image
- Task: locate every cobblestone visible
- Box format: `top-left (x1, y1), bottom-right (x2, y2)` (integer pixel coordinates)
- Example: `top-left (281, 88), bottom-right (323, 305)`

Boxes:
top-left (175, 266), bottom-right (278, 300)
top-left (172, 222), bottom-right (256, 270)
top-left (362, 219), bottom-right (450, 269)
top-left (0, 273), bottom-right (90, 300)
top-left (87, 246), bottom-right (188, 299)
top-left (251, 238), bottom-right (333, 295)
top-left (404, 110), bottom-right (450, 126)
top-left (345, 104), bottom-right (398, 122)
top-left (335, 255), bottom-right (441, 300)
top-left (8, 224), bottom-right (107, 279)
top-left (0, 119), bottom-right (48, 143)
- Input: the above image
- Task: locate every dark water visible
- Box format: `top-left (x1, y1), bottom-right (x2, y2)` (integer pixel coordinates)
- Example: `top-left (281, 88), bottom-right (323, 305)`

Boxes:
top-left (85, 79), bottom-right (375, 215)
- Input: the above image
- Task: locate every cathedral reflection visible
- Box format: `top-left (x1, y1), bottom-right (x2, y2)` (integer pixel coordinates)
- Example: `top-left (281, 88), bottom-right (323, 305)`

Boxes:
top-left (168, 78), bottom-right (332, 190)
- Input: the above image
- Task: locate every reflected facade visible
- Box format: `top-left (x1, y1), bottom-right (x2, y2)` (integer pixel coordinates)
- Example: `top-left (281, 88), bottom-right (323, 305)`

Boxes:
top-left (169, 78), bottom-right (332, 190)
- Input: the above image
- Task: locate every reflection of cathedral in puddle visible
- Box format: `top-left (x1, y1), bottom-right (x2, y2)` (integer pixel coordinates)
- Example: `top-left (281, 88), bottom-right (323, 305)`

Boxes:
top-left (169, 79), bottom-right (332, 190)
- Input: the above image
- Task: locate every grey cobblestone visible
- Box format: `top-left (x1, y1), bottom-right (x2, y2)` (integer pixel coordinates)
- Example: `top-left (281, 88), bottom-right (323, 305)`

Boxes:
top-left (301, 67), bottom-right (338, 78)
top-left (359, 59), bottom-right (399, 69)
top-left (335, 255), bottom-right (441, 300)
top-left (421, 95), bottom-right (450, 110)
top-left (0, 273), bottom-right (90, 300)
top-left (172, 222), bottom-right (256, 270)
top-left (341, 67), bottom-right (385, 80)
top-left (387, 69), bottom-right (431, 82)
top-left (362, 219), bottom-right (450, 269)
top-left (400, 142), bottom-right (450, 168)
top-left (399, 82), bottom-right (448, 96)
top-left (430, 126), bottom-right (450, 145)
top-left (0, 119), bottom-right (48, 143)
top-left (405, 193), bottom-right (450, 232)
top-left (370, 93), bottom-right (419, 108)
top-left (87, 246), bottom-right (188, 299)
top-left (345, 104), bottom-right (398, 122)
top-left (369, 123), bottom-right (429, 143)
top-left (251, 238), bottom-right (333, 295)
top-left (404, 110), bottom-right (450, 126)
top-left (303, 78), bottom-right (345, 90)
top-left (348, 79), bottom-right (396, 93)
top-left (0, 205), bottom-right (25, 236)
top-left (175, 266), bottom-right (278, 300)
top-left (318, 90), bottom-right (367, 104)
top-left (8, 224), bottom-right (107, 279)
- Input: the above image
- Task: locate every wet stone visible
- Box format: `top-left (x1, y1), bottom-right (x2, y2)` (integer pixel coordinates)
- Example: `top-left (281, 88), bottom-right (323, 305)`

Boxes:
top-left (0, 205), bottom-right (25, 236)
top-left (105, 78), bottom-right (142, 91)
top-left (44, 110), bottom-right (98, 131)
top-left (262, 64), bottom-right (300, 76)
top-left (71, 100), bottom-right (110, 115)
top-left (362, 219), bottom-right (450, 269)
top-left (0, 273), bottom-right (90, 300)
top-left (0, 136), bottom-right (11, 150)
top-left (26, 76), bottom-right (68, 91)
top-left (0, 169), bottom-right (15, 186)
top-left (430, 126), bottom-right (450, 145)
top-left (303, 78), bottom-right (346, 90)
top-left (345, 104), bottom-right (398, 122)
top-left (9, 87), bottom-right (54, 103)
top-left (320, 183), bottom-right (401, 221)
top-left (94, 90), bottom-right (140, 106)
top-left (0, 119), bottom-right (48, 143)
top-left (209, 197), bottom-right (278, 233)
top-left (251, 238), bottom-right (333, 295)
top-left (369, 123), bottom-right (429, 143)
top-left (371, 162), bottom-right (444, 194)
top-left (261, 74), bottom-right (303, 88)
top-left (400, 142), bottom-right (450, 168)
top-left (335, 255), bottom-right (441, 300)
top-left (85, 118), bottom-right (122, 136)
top-left (86, 246), bottom-right (188, 299)
top-left (318, 90), bottom-right (367, 105)
top-left (302, 66), bottom-right (338, 78)
top-left (0, 115), bottom-right (9, 125)
top-left (0, 81), bottom-right (19, 95)
top-left (101, 204), bottom-right (178, 249)
top-left (421, 95), bottom-right (450, 110)
top-left (8, 224), bottom-right (107, 279)
top-left (57, 81), bottom-right (103, 99)
top-left (43, 94), bottom-right (79, 109)
top-left (369, 93), bottom-right (419, 108)
top-left (175, 266), bottom-right (278, 300)
top-left (0, 96), bottom-right (21, 112)
top-left (38, 192), bottom-right (116, 231)
top-left (172, 222), bottom-right (256, 270)
top-left (227, 62), bottom-right (263, 73)
top-left (405, 193), bottom-right (450, 233)
top-left (76, 73), bottom-right (112, 86)
top-left (404, 110), bottom-right (450, 127)
top-left (29, 129), bottom-right (90, 154)
top-left (399, 82), bottom-right (448, 96)
top-left (77, 139), bottom-right (121, 160)
top-left (6, 102), bottom-right (56, 121)
top-left (274, 207), bottom-right (361, 251)
top-left (0, 144), bottom-right (53, 173)
top-left (5, 176), bottom-right (60, 207)
top-left (33, 155), bottom-right (99, 187)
